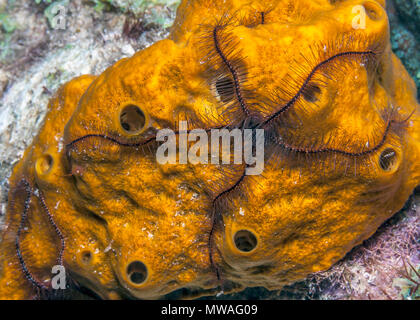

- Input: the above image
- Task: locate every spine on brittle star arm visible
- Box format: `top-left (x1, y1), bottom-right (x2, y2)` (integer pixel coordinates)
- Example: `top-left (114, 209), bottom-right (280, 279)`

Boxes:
top-left (212, 169), bottom-right (246, 203)
top-left (65, 126), bottom-right (225, 156)
top-left (213, 26), bottom-right (250, 117)
top-left (38, 189), bottom-right (65, 266)
top-left (260, 50), bottom-right (376, 127)
top-left (208, 210), bottom-right (221, 281)
top-left (65, 134), bottom-right (157, 157)
top-left (276, 118), bottom-right (393, 157)
top-left (208, 168), bottom-right (247, 280)
top-left (14, 179), bottom-right (49, 291)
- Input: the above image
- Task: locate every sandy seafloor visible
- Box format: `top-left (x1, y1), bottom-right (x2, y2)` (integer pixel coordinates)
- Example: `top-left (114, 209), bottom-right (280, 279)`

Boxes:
top-left (0, 0), bottom-right (418, 300)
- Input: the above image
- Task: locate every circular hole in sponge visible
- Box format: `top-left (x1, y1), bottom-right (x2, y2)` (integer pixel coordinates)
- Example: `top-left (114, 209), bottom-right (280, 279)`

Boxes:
top-left (81, 250), bottom-right (92, 264)
top-left (119, 104), bottom-right (147, 135)
top-left (215, 76), bottom-right (235, 102)
top-left (363, 1), bottom-right (383, 21)
top-left (302, 84), bottom-right (321, 103)
top-left (234, 230), bottom-right (258, 252)
top-left (379, 148), bottom-right (398, 171)
top-left (35, 154), bottom-right (54, 175)
top-left (126, 261), bottom-right (148, 285)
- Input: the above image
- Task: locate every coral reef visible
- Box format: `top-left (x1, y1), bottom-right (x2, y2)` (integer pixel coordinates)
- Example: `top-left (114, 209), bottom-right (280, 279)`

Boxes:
top-left (0, 0), bottom-right (419, 300)
top-left (387, 0), bottom-right (420, 99)
top-left (393, 0), bottom-right (420, 37)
